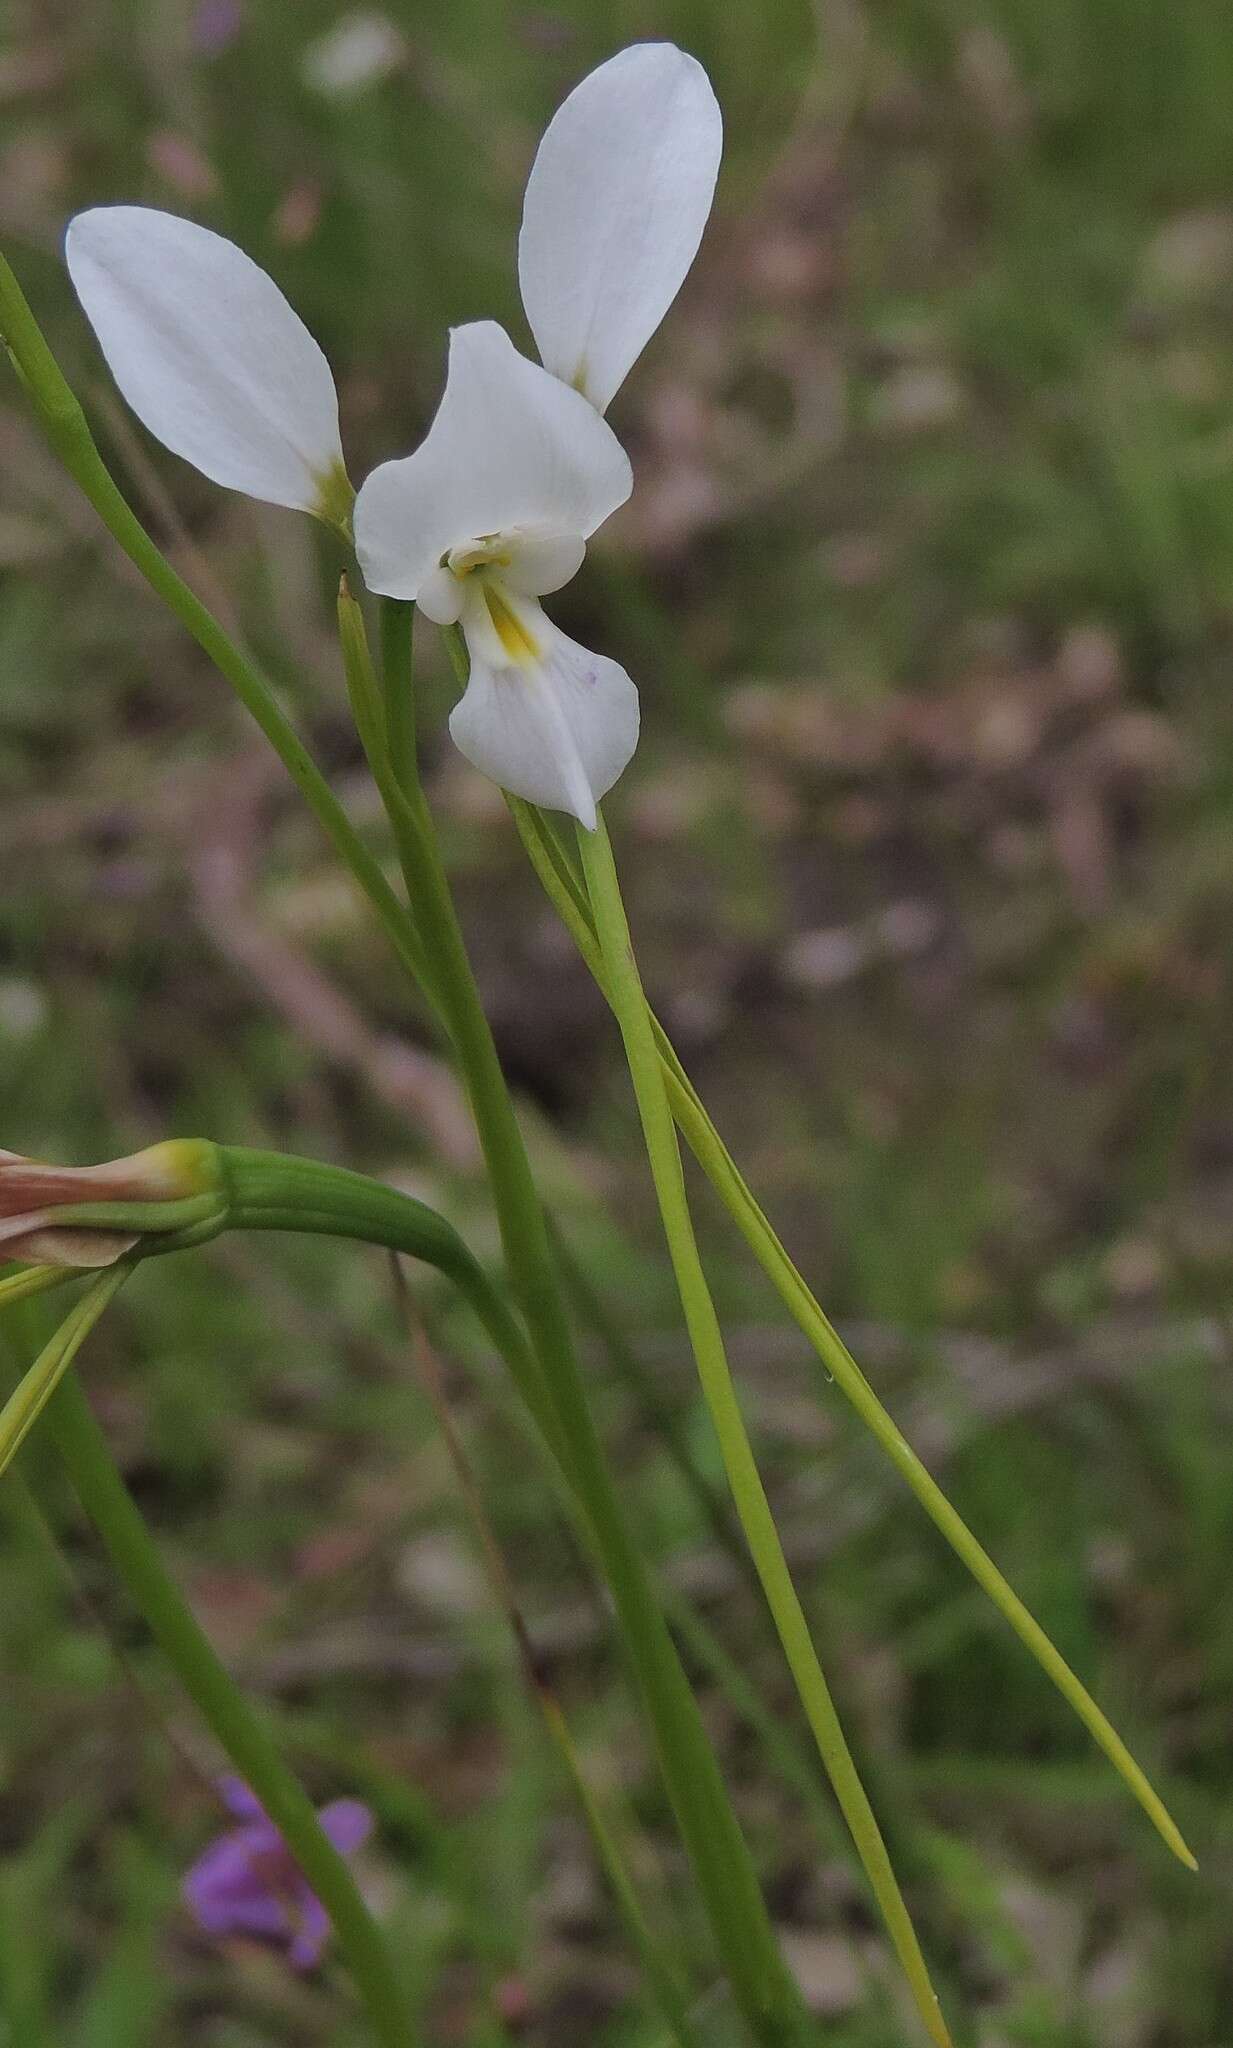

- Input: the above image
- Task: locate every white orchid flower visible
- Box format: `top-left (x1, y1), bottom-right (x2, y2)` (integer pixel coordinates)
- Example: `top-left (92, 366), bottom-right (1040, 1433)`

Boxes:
top-left (64, 206), bottom-right (352, 529)
top-left (356, 44), bottom-right (721, 825)
top-left (354, 320), bottom-right (637, 828)
top-left (64, 43), bottom-right (721, 826)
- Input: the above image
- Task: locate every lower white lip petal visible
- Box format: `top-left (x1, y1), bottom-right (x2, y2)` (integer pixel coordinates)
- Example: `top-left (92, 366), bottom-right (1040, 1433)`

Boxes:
top-left (449, 604), bottom-right (639, 829)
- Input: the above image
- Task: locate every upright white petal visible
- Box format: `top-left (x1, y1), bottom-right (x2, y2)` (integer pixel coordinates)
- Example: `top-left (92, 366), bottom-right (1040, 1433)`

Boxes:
top-left (518, 43), bottom-right (722, 414)
top-left (65, 207), bottom-right (347, 515)
top-left (354, 321), bottom-right (630, 600)
top-left (450, 588), bottom-right (639, 830)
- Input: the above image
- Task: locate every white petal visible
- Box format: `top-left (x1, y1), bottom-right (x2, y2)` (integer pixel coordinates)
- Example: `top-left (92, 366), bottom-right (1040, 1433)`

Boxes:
top-left (449, 593), bottom-right (638, 829)
top-left (417, 565), bottom-right (464, 625)
top-left (354, 322), bottom-right (630, 600)
top-left (518, 43), bottom-right (722, 413)
top-left (65, 206), bottom-right (346, 515)
top-left (504, 533), bottom-right (586, 596)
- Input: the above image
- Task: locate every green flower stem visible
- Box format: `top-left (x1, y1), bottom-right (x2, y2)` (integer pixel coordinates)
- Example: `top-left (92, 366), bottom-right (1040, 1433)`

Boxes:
top-left (336, 604), bottom-right (812, 2045)
top-left (32, 1366), bottom-right (413, 2048)
top-left (0, 252), bottom-right (435, 1015)
top-left (578, 812), bottom-right (952, 2048)
top-left (514, 798), bottom-right (1196, 1875)
top-left (0, 1268), bottom-right (128, 1479)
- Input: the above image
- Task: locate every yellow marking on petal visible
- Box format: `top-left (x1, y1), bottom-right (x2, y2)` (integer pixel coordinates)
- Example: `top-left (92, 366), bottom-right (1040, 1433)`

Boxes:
top-left (484, 585), bottom-right (541, 664)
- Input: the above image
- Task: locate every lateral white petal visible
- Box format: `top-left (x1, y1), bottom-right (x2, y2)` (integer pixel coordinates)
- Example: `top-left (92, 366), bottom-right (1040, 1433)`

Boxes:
top-left (354, 322), bottom-right (631, 600)
top-left (65, 206), bottom-right (345, 513)
top-left (504, 533), bottom-right (586, 596)
top-left (416, 566), bottom-right (465, 625)
top-left (449, 601), bottom-right (639, 829)
top-left (518, 43), bottom-right (722, 413)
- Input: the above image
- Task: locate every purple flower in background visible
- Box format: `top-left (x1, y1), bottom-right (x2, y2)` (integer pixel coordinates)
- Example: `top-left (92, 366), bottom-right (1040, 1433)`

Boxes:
top-left (183, 1777), bottom-right (374, 1970)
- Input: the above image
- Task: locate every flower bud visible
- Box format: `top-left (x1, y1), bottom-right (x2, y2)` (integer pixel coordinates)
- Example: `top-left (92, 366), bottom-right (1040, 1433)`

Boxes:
top-left (0, 1139), bottom-right (227, 1268)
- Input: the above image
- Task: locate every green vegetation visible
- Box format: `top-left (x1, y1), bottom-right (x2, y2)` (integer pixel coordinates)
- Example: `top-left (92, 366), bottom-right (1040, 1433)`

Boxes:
top-left (2, 0), bottom-right (1233, 2040)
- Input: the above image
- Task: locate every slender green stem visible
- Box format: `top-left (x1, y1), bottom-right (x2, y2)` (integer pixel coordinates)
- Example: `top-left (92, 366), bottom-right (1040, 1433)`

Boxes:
top-left (578, 811), bottom-right (951, 2048)
top-left (33, 1367), bottom-right (413, 2048)
top-left (514, 797), bottom-right (1196, 1874)
top-left (336, 605), bottom-right (811, 2044)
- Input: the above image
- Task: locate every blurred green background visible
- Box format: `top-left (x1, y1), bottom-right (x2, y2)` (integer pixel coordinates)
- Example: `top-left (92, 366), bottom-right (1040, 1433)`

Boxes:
top-left (3, 0), bottom-right (1233, 2040)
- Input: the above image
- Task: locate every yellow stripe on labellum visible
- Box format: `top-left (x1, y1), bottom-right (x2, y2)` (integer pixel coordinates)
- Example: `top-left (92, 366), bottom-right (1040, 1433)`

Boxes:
top-left (484, 584), bottom-right (541, 664)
